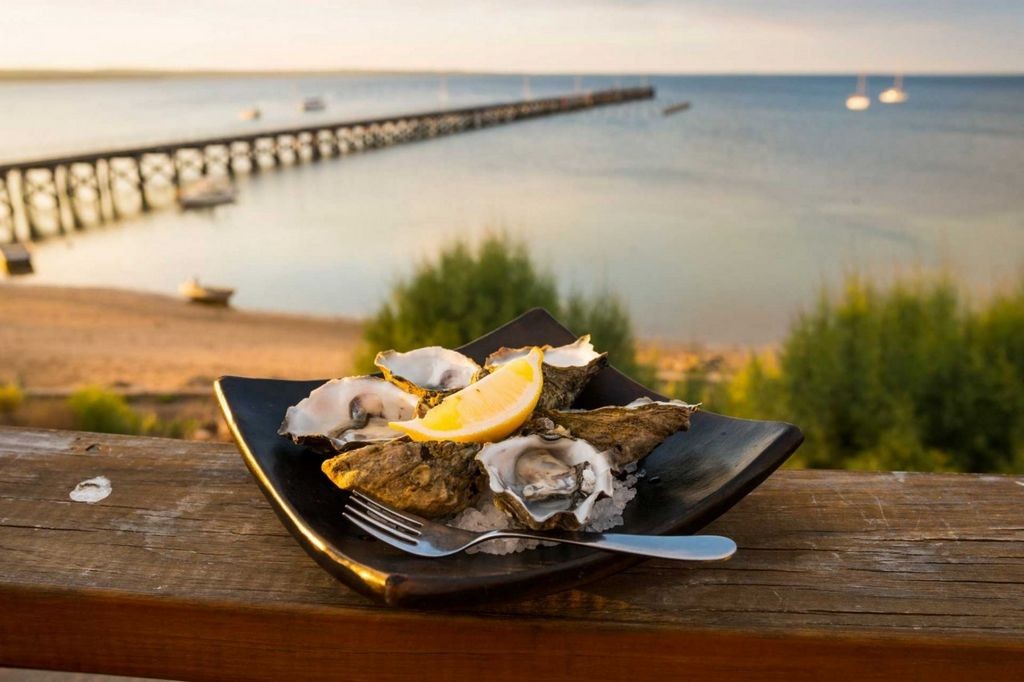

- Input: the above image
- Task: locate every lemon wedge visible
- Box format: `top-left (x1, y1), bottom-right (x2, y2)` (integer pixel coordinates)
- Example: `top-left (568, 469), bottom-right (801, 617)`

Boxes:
top-left (389, 347), bottom-right (544, 443)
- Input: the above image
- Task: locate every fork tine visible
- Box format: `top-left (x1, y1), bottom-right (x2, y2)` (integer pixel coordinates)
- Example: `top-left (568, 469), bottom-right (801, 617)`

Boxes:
top-left (351, 489), bottom-right (423, 527)
top-left (343, 508), bottom-right (418, 546)
top-left (347, 496), bottom-right (421, 536)
top-left (343, 512), bottom-right (427, 556)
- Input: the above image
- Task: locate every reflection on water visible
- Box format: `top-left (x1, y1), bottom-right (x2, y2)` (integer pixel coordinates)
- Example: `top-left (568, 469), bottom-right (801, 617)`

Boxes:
top-left (5, 74), bottom-right (1024, 343)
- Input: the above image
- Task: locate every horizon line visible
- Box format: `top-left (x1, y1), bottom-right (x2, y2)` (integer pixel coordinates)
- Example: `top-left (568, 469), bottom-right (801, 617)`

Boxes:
top-left (1, 67), bottom-right (1022, 81)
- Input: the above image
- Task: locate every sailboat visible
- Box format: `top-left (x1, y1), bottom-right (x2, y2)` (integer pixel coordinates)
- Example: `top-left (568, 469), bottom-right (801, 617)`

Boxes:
top-left (845, 73), bottom-right (871, 111)
top-left (879, 75), bottom-right (908, 104)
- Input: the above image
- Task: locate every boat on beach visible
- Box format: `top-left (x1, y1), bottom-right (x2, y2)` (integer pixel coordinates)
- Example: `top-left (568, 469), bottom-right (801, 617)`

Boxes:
top-left (0, 243), bottom-right (33, 276)
top-left (239, 106), bottom-right (262, 121)
top-left (179, 277), bottom-right (235, 306)
top-left (178, 177), bottom-right (237, 210)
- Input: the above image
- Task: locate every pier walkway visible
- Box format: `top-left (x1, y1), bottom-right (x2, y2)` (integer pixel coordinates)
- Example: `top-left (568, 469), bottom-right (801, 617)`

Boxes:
top-left (0, 87), bottom-right (654, 244)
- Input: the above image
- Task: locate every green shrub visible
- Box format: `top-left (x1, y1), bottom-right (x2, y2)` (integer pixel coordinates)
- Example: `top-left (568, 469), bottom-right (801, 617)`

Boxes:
top-left (357, 234), bottom-right (653, 381)
top-left (562, 291), bottom-right (656, 384)
top-left (69, 387), bottom-right (142, 434)
top-left (68, 387), bottom-right (195, 438)
top-left (0, 383), bottom-right (24, 415)
top-left (713, 273), bottom-right (1024, 473)
top-left (139, 412), bottom-right (197, 439)
top-left (356, 235), bottom-right (559, 372)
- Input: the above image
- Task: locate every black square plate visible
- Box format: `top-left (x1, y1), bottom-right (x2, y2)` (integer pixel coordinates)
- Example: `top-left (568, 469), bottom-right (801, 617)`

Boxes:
top-left (215, 308), bottom-right (803, 607)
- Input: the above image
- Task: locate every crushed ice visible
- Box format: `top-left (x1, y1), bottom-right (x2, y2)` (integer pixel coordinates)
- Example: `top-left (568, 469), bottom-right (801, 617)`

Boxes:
top-left (449, 471), bottom-right (643, 555)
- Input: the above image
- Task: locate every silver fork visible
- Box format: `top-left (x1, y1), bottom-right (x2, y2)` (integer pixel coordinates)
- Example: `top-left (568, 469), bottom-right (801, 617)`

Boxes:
top-left (343, 490), bottom-right (737, 561)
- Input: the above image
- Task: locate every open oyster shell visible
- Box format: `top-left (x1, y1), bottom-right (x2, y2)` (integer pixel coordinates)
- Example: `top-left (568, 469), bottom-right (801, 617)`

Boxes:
top-left (476, 433), bottom-right (614, 530)
top-left (526, 397), bottom-right (699, 472)
top-left (278, 376), bottom-right (419, 453)
top-left (375, 346), bottom-right (483, 408)
top-left (322, 438), bottom-right (482, 518)
top-left (485, 335), bottom-right (607, 410)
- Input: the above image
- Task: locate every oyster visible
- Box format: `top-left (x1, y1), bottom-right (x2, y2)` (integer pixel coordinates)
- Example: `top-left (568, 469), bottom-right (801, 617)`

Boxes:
top-left (322, 438), bottom-right (482, 518)
top-left (278, 376), bottom-right (419, 453)
top-left (527, 397), bottom-right (699, 472)
top-left (485, 335), bottom-right (607, 410)
top-left (375, 346), bottom-right (482, 407)
top-left (476, 434), bottom-right (614, 530)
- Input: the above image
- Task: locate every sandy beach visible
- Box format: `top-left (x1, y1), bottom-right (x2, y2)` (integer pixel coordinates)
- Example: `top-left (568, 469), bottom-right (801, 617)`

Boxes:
top-left (0, 284), bottom-right (362, 391)
top-left (0, 283), bottom-right (743, 441)
top-left (0, 284), bottom-right (747, 395)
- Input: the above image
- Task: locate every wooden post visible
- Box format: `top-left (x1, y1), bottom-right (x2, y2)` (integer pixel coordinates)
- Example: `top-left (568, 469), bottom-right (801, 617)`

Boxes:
top-left (95, 159), bottom-right (115, 223)
top-left (0, 181), bottom-right (13, 244)
top-left (54, 164), bottom-right (78, 232)
top-left (5, 170), bottom-right (32, 242)
top-left (135, 157), bottom-right (151, 211)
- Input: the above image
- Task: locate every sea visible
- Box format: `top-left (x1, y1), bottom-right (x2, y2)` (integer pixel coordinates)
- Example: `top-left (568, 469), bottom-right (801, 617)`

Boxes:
top-left (1, 74), bottom-right (1022, 344)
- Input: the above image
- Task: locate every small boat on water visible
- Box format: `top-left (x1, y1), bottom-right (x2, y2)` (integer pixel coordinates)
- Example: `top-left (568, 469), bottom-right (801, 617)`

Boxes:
top-left (0, 243), bottom-right (33, 276)
top-left (879, 75), bottom-right (908, 104)
top-left (178, 177), bottom-right (237, 210)
top-left (179, 277), bottom-right (235, 306)
top-left (239, 106), bottom-right (262, 121)
top-left (662, 101), bottom-right (691, 116)
top-left (300, 96), bottom-right (326, 112)
top-left (846, 74), bottom-right (871, 111)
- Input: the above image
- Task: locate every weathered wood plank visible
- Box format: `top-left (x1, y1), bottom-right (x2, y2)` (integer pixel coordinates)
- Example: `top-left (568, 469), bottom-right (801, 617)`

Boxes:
top-left (1, 426), bottom-right (1022, 680)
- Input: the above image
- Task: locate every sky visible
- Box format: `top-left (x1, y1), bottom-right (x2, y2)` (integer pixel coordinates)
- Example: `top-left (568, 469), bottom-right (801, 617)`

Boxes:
top-left (2, 0), bottom-right (1022, 75)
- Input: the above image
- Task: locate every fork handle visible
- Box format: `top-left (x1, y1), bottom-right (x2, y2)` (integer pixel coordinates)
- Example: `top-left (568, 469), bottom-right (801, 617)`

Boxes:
top-left (485, 530), bottom-right (737, 561)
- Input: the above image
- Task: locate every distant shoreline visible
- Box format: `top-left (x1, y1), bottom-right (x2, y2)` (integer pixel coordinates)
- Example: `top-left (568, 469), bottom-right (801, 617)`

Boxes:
top-left (0, 68), bottom-right (469, 81)
top-left (1, 69), bottom-right (1021, 82)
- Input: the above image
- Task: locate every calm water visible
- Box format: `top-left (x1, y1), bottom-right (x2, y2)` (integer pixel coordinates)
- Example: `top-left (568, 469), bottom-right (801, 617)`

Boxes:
top-left (2, 74), bottom-right (1022, 344)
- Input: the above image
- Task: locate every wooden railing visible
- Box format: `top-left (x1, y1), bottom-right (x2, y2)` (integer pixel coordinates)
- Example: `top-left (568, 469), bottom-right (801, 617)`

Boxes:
top-left (0, 425), bottom-right (1021, 680)
top-left (0, 87), bottom-right (654, 244)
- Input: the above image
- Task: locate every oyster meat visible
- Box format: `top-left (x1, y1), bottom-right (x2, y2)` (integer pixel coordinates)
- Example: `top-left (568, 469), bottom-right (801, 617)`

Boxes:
top-left (278, 376), bottom-right (419, 453)
top-left (376, 346), bottom-right (482, 407)
top-left (485, 335), bottom-right (607, 410)
top-left (527, 397), bottom-right (699, 472)
top-left (476, 434), bottom-right (614, 530)
top-left (322, 438), bottom-right (482, 518)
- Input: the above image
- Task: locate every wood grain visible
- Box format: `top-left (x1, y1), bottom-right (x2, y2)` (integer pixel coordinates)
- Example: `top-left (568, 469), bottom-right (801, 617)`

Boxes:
top-left (1, 426), bottom-right (1022, 680)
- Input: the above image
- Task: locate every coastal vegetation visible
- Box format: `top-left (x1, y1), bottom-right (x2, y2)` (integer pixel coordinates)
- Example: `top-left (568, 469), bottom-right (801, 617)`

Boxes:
top-left (361, 235), bottom-right (1024, 474)
top-left (68, 387), bottom-right (195, 439)
top-left (356, 234), bottom-right (652, 381)
top-left (682, 275), bottom-right (1024, 474)
top-left (0, 383), bottom-right (23, 415)
top-left (8, 239), bottom-right (1021, 475)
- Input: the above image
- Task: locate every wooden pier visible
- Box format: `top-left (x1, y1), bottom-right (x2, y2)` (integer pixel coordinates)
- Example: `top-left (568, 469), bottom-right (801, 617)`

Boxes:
top-left (0, 87), bottom-right (654, 244)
